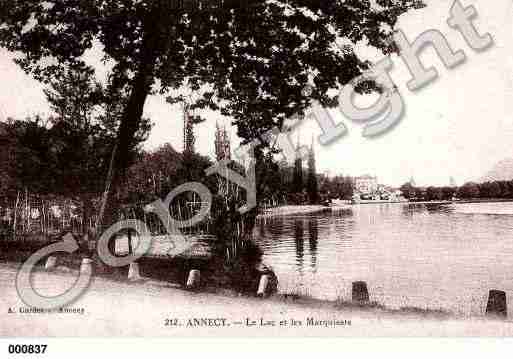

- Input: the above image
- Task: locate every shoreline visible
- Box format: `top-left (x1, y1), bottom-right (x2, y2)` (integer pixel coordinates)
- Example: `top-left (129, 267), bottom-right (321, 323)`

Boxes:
top-left (257, 200), bottom-right (513, 216)
top-left (257, 204), bottom-right (350, 218)
top-left (1, 261), bottom-right (512, 336)
top-left (3, 200), bottom-right (513, 334)
top-left (0, 260), bottom-right (490, 320)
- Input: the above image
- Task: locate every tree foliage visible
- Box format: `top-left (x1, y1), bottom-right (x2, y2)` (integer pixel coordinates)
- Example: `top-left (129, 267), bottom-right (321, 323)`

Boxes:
top-left (399, 182), bottom-right (415, 200)
top-left (1, 0), bottom-right (425, 230)
top-left (398, 179), bottom-right (513, 202)
top-left (319, 175), bottom-right (354, 200)
top-left (124, 143), bottom-right (216, 203)
top-left (306, 147), bottom-right (319, 204)
top-left (7, 65), bottom-right (152, 200)
top-left (1, 0), bottom-right (425, 145)
top-left (293, 155), bottom-right (304, 194)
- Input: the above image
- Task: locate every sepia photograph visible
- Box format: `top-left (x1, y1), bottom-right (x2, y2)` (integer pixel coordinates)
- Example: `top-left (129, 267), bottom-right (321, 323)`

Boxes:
top-left (1, 0), bottom-right (513, 345)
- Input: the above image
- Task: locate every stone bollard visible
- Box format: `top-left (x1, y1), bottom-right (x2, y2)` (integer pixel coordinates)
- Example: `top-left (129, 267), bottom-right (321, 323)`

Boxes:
top-left (45, 256), bottom-right (57, 271)
top-left (352, 281), bottom-right (370, 304)
top-left (186, 269), bottom-right (201, 289)
top-left (486, 290), bottom-right (507, 318)
top-left (80, 258), bottom-right (93, 276)
top-left (257, 275), bottom-right (270, 297)
top-left (128, 262), bottom-right (141, 281)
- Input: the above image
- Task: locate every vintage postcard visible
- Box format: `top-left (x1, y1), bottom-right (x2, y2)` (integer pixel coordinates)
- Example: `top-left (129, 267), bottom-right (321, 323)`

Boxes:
top-left (1, 0), bottom-right (513, 345)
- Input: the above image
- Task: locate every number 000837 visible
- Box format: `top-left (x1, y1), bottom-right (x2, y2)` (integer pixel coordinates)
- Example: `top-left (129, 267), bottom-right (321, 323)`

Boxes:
top-left (8, 344), bottom-right (47, 354)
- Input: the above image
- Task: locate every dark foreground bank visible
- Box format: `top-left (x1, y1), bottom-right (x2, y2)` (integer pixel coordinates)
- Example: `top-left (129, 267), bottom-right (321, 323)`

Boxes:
top-left (0, 236), bottom-right (278, 297)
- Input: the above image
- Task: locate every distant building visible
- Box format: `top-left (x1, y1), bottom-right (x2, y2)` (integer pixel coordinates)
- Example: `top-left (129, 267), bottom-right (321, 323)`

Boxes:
top-left (352, 175), bottom-right (406, 202)
top-left (214, 122), bottom-right (231, 161)
top-left (354, 175), bottom-right (378, 195)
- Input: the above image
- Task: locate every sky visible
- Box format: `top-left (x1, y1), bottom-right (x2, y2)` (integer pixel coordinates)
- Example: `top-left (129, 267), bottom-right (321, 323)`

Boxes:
top-left (0, 0), bottom-right (512, 188)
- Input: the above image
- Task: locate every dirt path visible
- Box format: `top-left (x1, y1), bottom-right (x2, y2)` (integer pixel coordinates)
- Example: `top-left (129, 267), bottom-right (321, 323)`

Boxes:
top-left (1, 262), bottom-right (512, 337)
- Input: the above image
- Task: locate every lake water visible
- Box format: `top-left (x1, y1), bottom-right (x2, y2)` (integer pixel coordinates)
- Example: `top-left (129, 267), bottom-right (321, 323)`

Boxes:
top-left (253, 202), bottom-right (513, 316)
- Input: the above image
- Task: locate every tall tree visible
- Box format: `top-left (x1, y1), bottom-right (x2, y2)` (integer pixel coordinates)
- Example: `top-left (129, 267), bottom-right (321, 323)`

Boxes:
top-left (293, 153), bottom-right (304, 196)
top-left (306, 143), bottom-right (319, 204)
top-left (1, 0), bottom-right (425, 233)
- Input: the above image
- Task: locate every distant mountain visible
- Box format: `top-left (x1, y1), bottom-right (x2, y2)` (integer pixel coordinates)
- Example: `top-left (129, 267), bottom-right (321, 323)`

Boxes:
top-left (480, 158), bottom-right (513, 182)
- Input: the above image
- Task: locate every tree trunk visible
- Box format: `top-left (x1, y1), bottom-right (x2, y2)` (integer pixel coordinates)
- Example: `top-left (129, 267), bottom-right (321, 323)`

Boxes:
top-left (94, 57), bottom-right (157, 265)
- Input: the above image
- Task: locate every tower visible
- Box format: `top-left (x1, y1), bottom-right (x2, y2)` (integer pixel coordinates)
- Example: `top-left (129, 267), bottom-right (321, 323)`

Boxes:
top-left (183, 104), bottom-right (195, 154)
top-left (215, 122), bottom-right (231, 161)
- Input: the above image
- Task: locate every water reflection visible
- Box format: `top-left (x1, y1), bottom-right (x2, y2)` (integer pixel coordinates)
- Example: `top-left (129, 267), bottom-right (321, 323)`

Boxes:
top-left (308, 219), bottom-right (318, 273)
top-left (258, 219), bottom-right (266, 238)
top-left (253, 203), bottom-right (513, 316)
top-left (268, 216), bottom-right (284, 237)
top-left (294, 219), bottom-right (304, 275)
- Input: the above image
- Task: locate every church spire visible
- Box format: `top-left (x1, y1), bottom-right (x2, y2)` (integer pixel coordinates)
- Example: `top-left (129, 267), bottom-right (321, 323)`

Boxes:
top-left (183, 103), bottom-right (195, 154)
top-left (215, 121), bottom-right (231, 161)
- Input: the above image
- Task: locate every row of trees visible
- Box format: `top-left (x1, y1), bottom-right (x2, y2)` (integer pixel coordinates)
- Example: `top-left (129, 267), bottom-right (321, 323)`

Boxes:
top-left (319, 175), bottom-right (354, 201)
top-left (128, 146), bottom-right (355, 207)
top-left (399, 180), bottom-right (513, 202)
top-left (456, 181), bottom-right (513, 200)
top-left (259, 152), bottom-right (354, 206)
top-left (290, 147), bottom-right (320, 204)
top-left (399, 183), bottom-right (457, 202)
